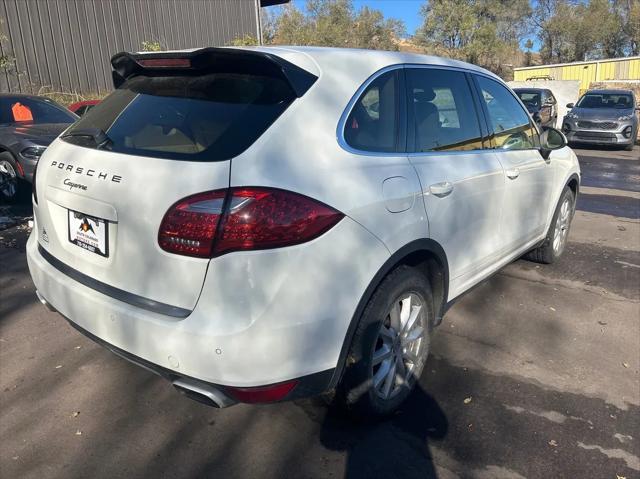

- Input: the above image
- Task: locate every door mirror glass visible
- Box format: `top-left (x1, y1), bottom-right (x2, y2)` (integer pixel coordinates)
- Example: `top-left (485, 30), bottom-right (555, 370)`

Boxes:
top-left (540, 127), bottom-right (567, 158)
top-left (566, 102), bottom-right (574, 108)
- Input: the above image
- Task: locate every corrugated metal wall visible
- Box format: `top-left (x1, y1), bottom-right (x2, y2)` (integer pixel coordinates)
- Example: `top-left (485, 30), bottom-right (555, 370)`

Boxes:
top-left (514, 57), bottom-right (640, 92)
top-left (0, 0), bottom-right (258, 94)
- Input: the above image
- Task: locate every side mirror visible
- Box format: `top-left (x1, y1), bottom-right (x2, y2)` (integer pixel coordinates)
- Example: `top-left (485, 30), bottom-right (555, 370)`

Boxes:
top-left (540, 127), bottom-right (567, 159)
top-left (566, 103), bottom-right (574, 108)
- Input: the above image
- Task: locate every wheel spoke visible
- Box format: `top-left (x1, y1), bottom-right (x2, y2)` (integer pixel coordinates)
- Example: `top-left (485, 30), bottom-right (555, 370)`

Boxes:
top-left (372, 344), bottom-right (392, 365)
top-left (399, 295), bottom-right (412, 327)
top-left (402, 305), bottom-right (422, 335)
top-left (373, 359), bottom-right (391, 389)
top-left (403, 350), bottom-right (420, 364)
top-left (382, 360), bottom-right (397, 398)
top-left (404, 325), bottom-right (424, 344)
top-left (389, 302), bottom-right (401, 331)
top-left (395, 354), bottom-right (406, 384)
top-left (379, 325), bottom-right (395, 343)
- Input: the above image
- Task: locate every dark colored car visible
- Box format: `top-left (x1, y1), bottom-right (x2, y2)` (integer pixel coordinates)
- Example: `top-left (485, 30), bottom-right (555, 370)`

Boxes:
top-left (562, 89), bottom-right (638, 151)
top-left (0, 94), bottom-right (77, 201)
top-left (513, 88), bottom-right (558, 128)
top-left (68, 99), bottom-right (100, 116)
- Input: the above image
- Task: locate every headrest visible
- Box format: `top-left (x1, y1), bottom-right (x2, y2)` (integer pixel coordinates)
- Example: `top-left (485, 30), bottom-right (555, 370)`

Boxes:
top-left (414, 88), bottom-right (436, 102)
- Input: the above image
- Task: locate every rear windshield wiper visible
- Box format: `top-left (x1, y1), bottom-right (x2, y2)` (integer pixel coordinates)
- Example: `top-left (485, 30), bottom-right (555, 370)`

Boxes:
top-left (62, 127), bottom-right (113, 150)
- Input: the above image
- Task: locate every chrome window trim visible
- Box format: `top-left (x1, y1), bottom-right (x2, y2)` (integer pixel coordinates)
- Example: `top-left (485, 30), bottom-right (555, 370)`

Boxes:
top-left (337, 63), bottom-right (499, 157)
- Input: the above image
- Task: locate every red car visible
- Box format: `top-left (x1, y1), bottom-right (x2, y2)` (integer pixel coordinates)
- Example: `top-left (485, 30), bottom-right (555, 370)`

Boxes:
top-left (67, 99), bottom-right (100, 116)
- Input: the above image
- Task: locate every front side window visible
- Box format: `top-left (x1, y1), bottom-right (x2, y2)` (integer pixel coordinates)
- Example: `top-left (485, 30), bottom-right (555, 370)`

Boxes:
top-left (406, 68), bottom-right (483, 152)
top-left (0, 97), bottom-right (76, 125)
top-left (344, 70), bottom-right (399, 152)
top-left (476, 76), bottom-right (538, 151)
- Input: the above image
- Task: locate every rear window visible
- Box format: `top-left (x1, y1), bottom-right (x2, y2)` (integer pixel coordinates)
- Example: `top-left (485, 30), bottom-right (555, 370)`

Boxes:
top-left (62, 73), bottom-right (296, 161)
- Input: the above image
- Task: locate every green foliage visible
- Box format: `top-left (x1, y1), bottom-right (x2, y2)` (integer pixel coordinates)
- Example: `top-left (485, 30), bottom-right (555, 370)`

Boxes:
top-left (269, 0), bottom-right (405, 51)
top-left (414, 0), bottom-right (530, 76)
top-left (141, 40), bottom-right (162, 52)
top-left (533, 0), bottom-right (636, 63)
top-left (230, 34), bottom-right (260, 46)
top-left (0, 18), bottom-right (14, 73)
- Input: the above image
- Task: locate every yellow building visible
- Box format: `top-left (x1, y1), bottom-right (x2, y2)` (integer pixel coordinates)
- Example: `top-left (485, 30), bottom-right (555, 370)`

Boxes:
top-left (513, 56), bottom-right (640, 94)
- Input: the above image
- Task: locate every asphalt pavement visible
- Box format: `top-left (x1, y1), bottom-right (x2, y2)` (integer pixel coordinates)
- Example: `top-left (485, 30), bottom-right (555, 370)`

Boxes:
top-left (1, 145), bottom-right (639, 479)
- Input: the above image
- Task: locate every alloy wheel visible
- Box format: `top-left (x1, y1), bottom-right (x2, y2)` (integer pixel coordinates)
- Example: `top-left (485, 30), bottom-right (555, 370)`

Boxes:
top-left (553, 196), bottom-right (572, 254)
top-left (372, 292), bottom-right (428, 400)
top-left (0, 160), bottom-right (17, 199)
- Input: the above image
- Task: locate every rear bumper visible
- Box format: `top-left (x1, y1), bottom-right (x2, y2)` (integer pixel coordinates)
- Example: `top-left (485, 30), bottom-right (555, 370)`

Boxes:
top-left (27, 215), bottom-right (389, 400)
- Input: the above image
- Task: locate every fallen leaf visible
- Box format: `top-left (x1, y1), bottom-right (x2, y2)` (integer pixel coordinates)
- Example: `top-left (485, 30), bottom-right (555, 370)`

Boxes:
top-left (548, 439), bottom-right (558, 447)
top-left (75, 430), bottom-right (82, 436)
top-left (464, 397), bottom-right (472, 404)
top-left (616, 475), bottom-right (626, 479)
top-left (74, 346), bottom-right (81, 350)
top-left (55, 365), bottom-right (62, 369)
top-left (598, 321), bottom-right (607, 326)
top-left (550, 307), bottom-right (556, 312)
top-left (622, 363), bottom-right (629, 368)
top-left (72, 411), bottom-right (80, 417)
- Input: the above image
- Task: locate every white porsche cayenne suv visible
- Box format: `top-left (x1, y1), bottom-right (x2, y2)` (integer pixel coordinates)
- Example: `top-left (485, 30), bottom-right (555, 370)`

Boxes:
top-left (27, 47), bottom-right (580, 415)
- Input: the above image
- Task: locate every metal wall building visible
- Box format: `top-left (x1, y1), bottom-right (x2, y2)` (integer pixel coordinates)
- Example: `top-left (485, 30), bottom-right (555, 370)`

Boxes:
top-left (0, 0), bottom-right (275, 95)
top-left (513, 56), bottom-right (640, 94)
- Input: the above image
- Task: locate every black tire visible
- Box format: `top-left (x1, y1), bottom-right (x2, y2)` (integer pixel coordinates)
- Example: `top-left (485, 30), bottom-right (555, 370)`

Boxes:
top-left (335, 265), bottom-right (433, 417)
top-left (0, 152), bottom-right (21, 203)
top-left (525, 186), bottom-right (575, 264)
top-left (624, 143), bottom-right (634, 152)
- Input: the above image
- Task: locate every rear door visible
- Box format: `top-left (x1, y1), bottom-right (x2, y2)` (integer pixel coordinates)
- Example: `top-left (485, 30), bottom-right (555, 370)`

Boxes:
top-left (473, 75), bottom-right (555, 251)
top-left (34, 53), bottom-right (307, 312)
top-left (405, 67), bottom-right (505, 296)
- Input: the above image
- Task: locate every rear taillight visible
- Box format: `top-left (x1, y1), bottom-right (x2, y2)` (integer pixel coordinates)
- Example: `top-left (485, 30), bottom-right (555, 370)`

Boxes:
top-left (158, 188), bottom-right (344, 258)
top-left (32, 160), bottom-right (38, 204)
top-left (158, 190), bottom-right (226, 257)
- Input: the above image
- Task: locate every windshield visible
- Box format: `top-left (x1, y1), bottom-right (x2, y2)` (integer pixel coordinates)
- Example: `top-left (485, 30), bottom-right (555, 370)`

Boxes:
top-left (576, 93), bottom-right (634, 109)
top-left (0, 96), bottom-right (77, 125)
top-left (63, 72), bottom-right (296, 162)
top-left (515, 92), bottom-right (541, 108)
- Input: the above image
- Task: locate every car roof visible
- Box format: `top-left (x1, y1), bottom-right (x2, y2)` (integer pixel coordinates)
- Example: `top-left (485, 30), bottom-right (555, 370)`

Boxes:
top-left (0, 93), bottom-right (45, 100)
top-left (135, 45), bottom-right (502, 82)
top-left (513, 88), bottom-right (546, 93)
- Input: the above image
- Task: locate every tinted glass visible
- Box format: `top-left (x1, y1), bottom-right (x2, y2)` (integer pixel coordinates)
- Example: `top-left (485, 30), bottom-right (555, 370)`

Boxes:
top-left (344, 70), bottom-right (399, 152)
top-left (576, 93), bottom-right (634, 109)
top-left (62, 73), bottom-right (296, 161)
top-left (0, 96), bottom-right (76, 125)
top-left (515, 91), bottom-right (542, 108)
top-left (477, 76), bottom-right (538, 150)
top-left (407, 68), bottom-right (483, 152)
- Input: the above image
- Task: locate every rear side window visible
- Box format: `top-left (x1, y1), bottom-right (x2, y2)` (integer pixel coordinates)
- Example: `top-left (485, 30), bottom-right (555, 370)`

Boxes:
top-left (344, 70), bottom-right (400, 153)
top-left (476, 76), bottom-right (538, 150)
top-left (407, 68), bottom-right (483, 152)
top-left (62, 73), bottom-right (296, 161)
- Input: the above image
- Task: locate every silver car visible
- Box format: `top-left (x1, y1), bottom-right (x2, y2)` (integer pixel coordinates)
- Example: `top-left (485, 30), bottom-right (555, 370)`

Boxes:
top-left (562, 89), bottom-right (638, 151)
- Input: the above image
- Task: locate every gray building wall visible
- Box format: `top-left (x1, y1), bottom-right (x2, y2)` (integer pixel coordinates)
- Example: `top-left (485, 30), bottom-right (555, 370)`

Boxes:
top-left (0, 0), bottom-right (258, 94)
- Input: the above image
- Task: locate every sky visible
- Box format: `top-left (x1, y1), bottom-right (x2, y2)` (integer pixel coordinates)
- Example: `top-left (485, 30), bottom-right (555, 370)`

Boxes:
top-left (268, 0), bottom-right (540, 50)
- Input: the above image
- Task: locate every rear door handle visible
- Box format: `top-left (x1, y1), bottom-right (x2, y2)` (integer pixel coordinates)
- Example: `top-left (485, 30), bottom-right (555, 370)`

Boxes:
top-left (429, 181), bottom-right (454, 197)
top-left (506, 168), bottom-right (520, 180)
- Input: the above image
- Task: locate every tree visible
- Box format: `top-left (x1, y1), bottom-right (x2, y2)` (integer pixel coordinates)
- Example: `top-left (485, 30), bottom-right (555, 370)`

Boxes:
top-left (414, 0), bottom-right (531, 76)
top-left (524, 39), bottom-right (534, 66)
top-left (269, 0), bottom-right (405, 50)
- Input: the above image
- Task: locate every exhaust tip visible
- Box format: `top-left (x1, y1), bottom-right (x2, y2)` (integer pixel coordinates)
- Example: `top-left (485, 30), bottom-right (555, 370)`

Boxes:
top-left (35, 290), bottom-right (56, 312)
top-left (172, 379), bottom-right (236, 408)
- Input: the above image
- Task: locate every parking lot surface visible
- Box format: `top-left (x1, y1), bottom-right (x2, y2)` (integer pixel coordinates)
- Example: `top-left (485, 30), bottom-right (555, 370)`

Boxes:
top-left (1, 146), bottom-right (639, 479)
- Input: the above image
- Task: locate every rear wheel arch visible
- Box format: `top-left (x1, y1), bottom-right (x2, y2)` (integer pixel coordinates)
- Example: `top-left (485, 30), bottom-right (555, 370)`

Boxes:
top-left (328, 239), bottom-right (449, 390)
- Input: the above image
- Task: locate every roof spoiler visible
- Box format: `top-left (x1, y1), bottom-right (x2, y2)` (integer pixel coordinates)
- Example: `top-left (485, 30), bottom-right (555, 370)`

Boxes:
top-left (110, 48), bottom-right (317, 98)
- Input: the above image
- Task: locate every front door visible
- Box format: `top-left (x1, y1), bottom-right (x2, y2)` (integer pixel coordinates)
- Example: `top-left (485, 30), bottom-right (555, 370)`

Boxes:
top-left (474, 75), bottom-right (556, 252)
